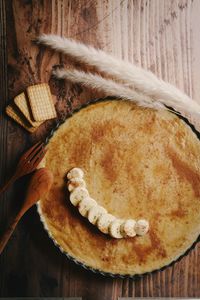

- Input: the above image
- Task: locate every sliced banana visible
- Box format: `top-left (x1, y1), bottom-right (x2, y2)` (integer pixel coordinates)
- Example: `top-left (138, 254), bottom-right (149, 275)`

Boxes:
top-left (88, 205), bottom-right (107, 225)
top-left (67, 167), bottom-right (150, 238)
top-left (78, 197), bottom-right (97, 217)
top-left (67, 168), bottom-right (84, 180)
top-left (69, 187), bottom-right (89, 206)
top-left (67, 178), bottom-right (86, 192)
top-left (134, 219), bottom-right (149, 236)
top-left (121, 219), bottom-right (136, 237)
top-left (109, 219), bottom-right (124, 239)
top-left (97, 213), bottom-right (116, 234)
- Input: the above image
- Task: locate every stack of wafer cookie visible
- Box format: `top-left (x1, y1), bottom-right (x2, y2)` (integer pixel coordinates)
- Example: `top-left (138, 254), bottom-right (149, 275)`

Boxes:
top-left (6, 83), bottom-right (57, 133)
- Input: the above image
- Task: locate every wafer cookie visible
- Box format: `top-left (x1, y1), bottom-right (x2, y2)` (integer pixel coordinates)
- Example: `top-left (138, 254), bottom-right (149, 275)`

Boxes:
top-left (14, 92), bottom-right (43, 127)
top-left (27, 83), bottom-right (57, 121)
top-left (6, 104), bottom-right (36, 133)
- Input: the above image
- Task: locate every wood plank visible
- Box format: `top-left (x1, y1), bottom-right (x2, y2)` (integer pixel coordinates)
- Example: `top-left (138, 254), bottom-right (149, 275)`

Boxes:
top-left (0, 0), bottom-right (7, 294)
top-left (0, 0), bottom-right (199, 299)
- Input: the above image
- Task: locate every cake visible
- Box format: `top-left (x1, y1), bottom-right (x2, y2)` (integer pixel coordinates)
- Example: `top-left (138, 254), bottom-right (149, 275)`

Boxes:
top-left (38, 99), bottom-right (200, 275)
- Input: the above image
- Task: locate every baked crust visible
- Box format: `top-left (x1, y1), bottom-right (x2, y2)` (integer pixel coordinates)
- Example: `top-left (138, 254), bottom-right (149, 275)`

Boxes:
top-left (38, 100), bottom-right (200, 275)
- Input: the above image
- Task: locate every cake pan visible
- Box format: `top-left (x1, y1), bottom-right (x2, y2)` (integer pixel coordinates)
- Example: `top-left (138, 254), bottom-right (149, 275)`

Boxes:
top-left (37, 97), bottom-right (200, 278)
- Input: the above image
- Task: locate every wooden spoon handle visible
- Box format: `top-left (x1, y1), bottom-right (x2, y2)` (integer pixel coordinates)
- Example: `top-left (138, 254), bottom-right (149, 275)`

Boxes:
top-left (0, 214), bottom-right (21, 255)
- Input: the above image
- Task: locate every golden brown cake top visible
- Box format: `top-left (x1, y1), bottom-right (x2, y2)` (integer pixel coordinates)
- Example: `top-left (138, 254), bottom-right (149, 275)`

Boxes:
top-left (38, 100), bottom-right (200, 275)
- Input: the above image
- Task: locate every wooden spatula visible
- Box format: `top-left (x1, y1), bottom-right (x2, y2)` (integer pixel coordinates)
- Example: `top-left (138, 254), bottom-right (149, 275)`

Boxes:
top-left (0, 168), bottom-right (53, 255)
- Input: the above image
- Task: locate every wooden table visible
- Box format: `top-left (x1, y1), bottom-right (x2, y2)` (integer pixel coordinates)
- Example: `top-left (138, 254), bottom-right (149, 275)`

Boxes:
top-left (0, 0), bottom-right (200, 299)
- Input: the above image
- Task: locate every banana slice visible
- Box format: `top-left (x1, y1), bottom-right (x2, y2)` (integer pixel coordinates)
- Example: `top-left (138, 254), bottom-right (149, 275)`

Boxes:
top-left (121, 219), bottom-right (136, 237)
top-left (67, 168), bottom-right (84, 180)
top-left (109, 219), bottom-right (124, 239)
top-left (88, 205), bottom-right (107, 225)
top-left (69, 187), bottom-right (89, 206)
top-left (97, 213), bottom-right (116, 234)
top-left (67, 167), bottom-right (149, 239)
top-left (67, 178), bottom-right (86, 192)
top-left (78, 197), bottom-right (97, 217)
top-left (134, 219), bottom-right (149, 236)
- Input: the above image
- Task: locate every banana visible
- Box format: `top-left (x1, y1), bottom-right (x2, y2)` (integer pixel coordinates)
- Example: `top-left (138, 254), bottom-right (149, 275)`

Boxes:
top-left (121, 219), bottom-right (136, 237)
top-left (67, 167), bottom-right (150, 239)
top-left (88, 205), bottom-right (107, 225)
top-left (97, 213), bottom-right (116, 234)
top-left (67, 168), bottom-right (84, 180)
top-left (67, 178), bottom-right (86, 192)
top-left (78, 197), bottom-right (97, 217)
top-left (109, 219), bottom-right (124, 239)
top-left (134, 219), bottom-right (149, 236)
top-left (69, 187), bottom-right (89, 206)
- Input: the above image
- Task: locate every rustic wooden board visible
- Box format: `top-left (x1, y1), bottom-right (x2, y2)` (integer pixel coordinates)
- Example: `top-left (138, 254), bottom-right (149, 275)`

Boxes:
top-left (0, 0), bottom-right (200, 299)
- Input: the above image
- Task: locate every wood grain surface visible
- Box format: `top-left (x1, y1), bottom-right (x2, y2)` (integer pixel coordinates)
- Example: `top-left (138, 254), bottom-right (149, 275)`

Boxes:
top-left (0, 0), bottom-right (200, 299)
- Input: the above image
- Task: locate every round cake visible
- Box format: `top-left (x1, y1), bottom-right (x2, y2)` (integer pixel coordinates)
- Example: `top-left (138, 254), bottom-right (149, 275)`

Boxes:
top-left (38, 99), bottom-right (200, 276)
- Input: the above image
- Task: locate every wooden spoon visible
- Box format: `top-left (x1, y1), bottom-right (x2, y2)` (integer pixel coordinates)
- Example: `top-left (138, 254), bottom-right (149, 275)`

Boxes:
top-left (0, 168), bottom-right (53, 255)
